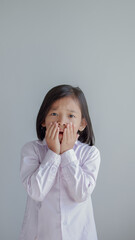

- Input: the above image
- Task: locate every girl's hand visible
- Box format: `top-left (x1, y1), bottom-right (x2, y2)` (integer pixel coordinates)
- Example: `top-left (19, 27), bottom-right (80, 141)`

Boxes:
top-left (60, 123), bottom-right (79, 154)
top-left (45, 122), bottom-right (60, 155)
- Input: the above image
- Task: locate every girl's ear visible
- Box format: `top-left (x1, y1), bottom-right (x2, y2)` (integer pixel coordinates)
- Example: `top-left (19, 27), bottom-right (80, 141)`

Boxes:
top-left (79, 118), bottom-right (87, 131)
top-left (41, 122), bottom-right (46, 127)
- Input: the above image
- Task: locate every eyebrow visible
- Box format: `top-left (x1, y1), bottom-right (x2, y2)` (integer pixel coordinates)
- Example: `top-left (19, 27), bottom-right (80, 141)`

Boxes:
top-left (50, 107), bottom-right (77, 113)
top-left (67, 109), bottom-right (77, 113)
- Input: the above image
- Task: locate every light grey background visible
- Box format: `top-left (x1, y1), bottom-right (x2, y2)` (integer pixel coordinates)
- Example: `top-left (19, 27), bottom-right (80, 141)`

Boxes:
top-left (0, 1), bottom-right (135, 239)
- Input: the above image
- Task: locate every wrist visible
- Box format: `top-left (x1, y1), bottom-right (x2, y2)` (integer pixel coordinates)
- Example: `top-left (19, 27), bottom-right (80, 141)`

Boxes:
top-left (50, 147), bottom-right (60, 155)
top-left (60, 146), bottom-right (72, 154)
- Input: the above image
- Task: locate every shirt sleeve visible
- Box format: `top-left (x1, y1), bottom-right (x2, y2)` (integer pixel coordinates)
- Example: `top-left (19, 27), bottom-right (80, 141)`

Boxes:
top-left (20, 142), bottom-right (61, 202)
top-left (60, 146), bottom-right (101, 202)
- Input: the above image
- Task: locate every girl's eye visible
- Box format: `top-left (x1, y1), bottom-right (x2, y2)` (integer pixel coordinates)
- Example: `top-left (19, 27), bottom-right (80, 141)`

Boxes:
top-left (51, 113), bottom-right (58, 116)
top-left (69, 114), bottom-right (75, 118)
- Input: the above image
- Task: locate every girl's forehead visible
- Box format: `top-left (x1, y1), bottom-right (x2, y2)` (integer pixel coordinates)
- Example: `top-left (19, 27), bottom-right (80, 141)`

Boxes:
top-left (50, 96), bottom-right (81, 111)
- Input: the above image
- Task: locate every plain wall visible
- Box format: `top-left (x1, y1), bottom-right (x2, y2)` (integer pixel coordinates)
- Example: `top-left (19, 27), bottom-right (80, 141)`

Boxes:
top-left (0, 1), bottom-right (135, 239)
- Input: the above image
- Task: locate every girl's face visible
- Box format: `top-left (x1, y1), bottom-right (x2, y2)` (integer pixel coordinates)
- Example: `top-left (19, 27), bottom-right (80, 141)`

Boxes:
top-left (42, 96), bottom-right (87, 142)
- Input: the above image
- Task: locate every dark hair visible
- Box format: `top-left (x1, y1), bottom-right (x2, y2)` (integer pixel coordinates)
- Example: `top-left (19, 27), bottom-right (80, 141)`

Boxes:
top-left (36, 84), bottom-right (95, 146)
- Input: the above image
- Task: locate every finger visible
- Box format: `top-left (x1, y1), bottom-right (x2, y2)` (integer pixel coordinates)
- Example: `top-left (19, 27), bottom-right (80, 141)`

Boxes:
top-left (76, 133), bottom-right (79, 140)
top-left (73, 124), bottom-right (77, 140)
top-left (72, 123), bottom-right (75, 134)
top-left (62, 127), bottom-right (67, 142)
top-left (69, 122), bottom-right (74, 138)
top-left (51, 123), bottom-right (58, 139)
top-left (54, 126), bottom-right (59, 140)
top-left (66, 123), bottom-right (70, 141)
top-left (72, 123), bottom-right (77, 139)
top-left (50, 122), bottom-right (58, 138)
top-left (47, 122), bottom-right (56, 138)
top-left (46, 122), bottom-right (52, 137)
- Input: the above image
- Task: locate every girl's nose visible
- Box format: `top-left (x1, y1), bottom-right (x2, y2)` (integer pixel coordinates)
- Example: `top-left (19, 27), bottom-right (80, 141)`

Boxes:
top-left (58, 123), bottom-right (66, 128)
top-left (57, 116), bottom-right (67, 126)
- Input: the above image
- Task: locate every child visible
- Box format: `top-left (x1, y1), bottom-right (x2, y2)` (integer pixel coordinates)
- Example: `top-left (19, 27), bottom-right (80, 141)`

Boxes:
top-left (19, 84), bottom-right (101, 240)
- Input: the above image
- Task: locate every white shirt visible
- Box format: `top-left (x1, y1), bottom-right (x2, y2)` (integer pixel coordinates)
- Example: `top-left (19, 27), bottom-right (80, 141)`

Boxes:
top-left (19, 139), bottom-right (101, 240)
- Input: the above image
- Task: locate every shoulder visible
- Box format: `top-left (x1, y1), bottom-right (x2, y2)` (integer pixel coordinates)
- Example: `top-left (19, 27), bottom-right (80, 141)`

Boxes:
top-left (21, 139), bottom-right (46, 155)
top-left (75, 140), bottom-right (101, 161)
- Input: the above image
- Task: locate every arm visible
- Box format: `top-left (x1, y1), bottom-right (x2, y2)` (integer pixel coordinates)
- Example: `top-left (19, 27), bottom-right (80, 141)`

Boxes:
top-left (60, 146), bottom-right (101, 202)
top-left (20, 142), bottom-right (61, 202)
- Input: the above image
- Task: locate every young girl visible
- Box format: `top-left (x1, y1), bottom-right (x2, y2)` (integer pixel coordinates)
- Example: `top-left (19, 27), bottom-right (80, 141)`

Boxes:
top-left (19, 84), bottom-right (101, 240)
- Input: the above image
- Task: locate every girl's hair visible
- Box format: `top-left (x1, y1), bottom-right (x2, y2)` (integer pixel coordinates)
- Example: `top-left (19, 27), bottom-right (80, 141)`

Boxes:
top-left (36, 84), bottom-right (95, 146)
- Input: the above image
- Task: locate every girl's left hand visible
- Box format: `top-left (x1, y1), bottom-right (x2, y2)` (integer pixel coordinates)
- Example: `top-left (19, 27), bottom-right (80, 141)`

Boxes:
top-left (60, 123), bottom-right (79, 154)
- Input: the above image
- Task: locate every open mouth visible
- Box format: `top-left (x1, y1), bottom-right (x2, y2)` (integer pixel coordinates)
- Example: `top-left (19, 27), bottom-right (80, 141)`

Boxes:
top-left (59, 131), bottom-right (63, 135)
top-left (59, 131), bottom-right (63, 143)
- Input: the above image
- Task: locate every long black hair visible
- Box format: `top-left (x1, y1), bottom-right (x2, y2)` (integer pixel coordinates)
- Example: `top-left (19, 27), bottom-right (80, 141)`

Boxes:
top-left (36, 84), bottom-right (95, 146)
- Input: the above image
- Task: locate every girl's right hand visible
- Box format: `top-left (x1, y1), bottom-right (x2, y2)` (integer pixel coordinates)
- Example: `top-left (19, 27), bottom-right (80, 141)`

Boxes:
top-left (45, 122), bottom-right (60, 155)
